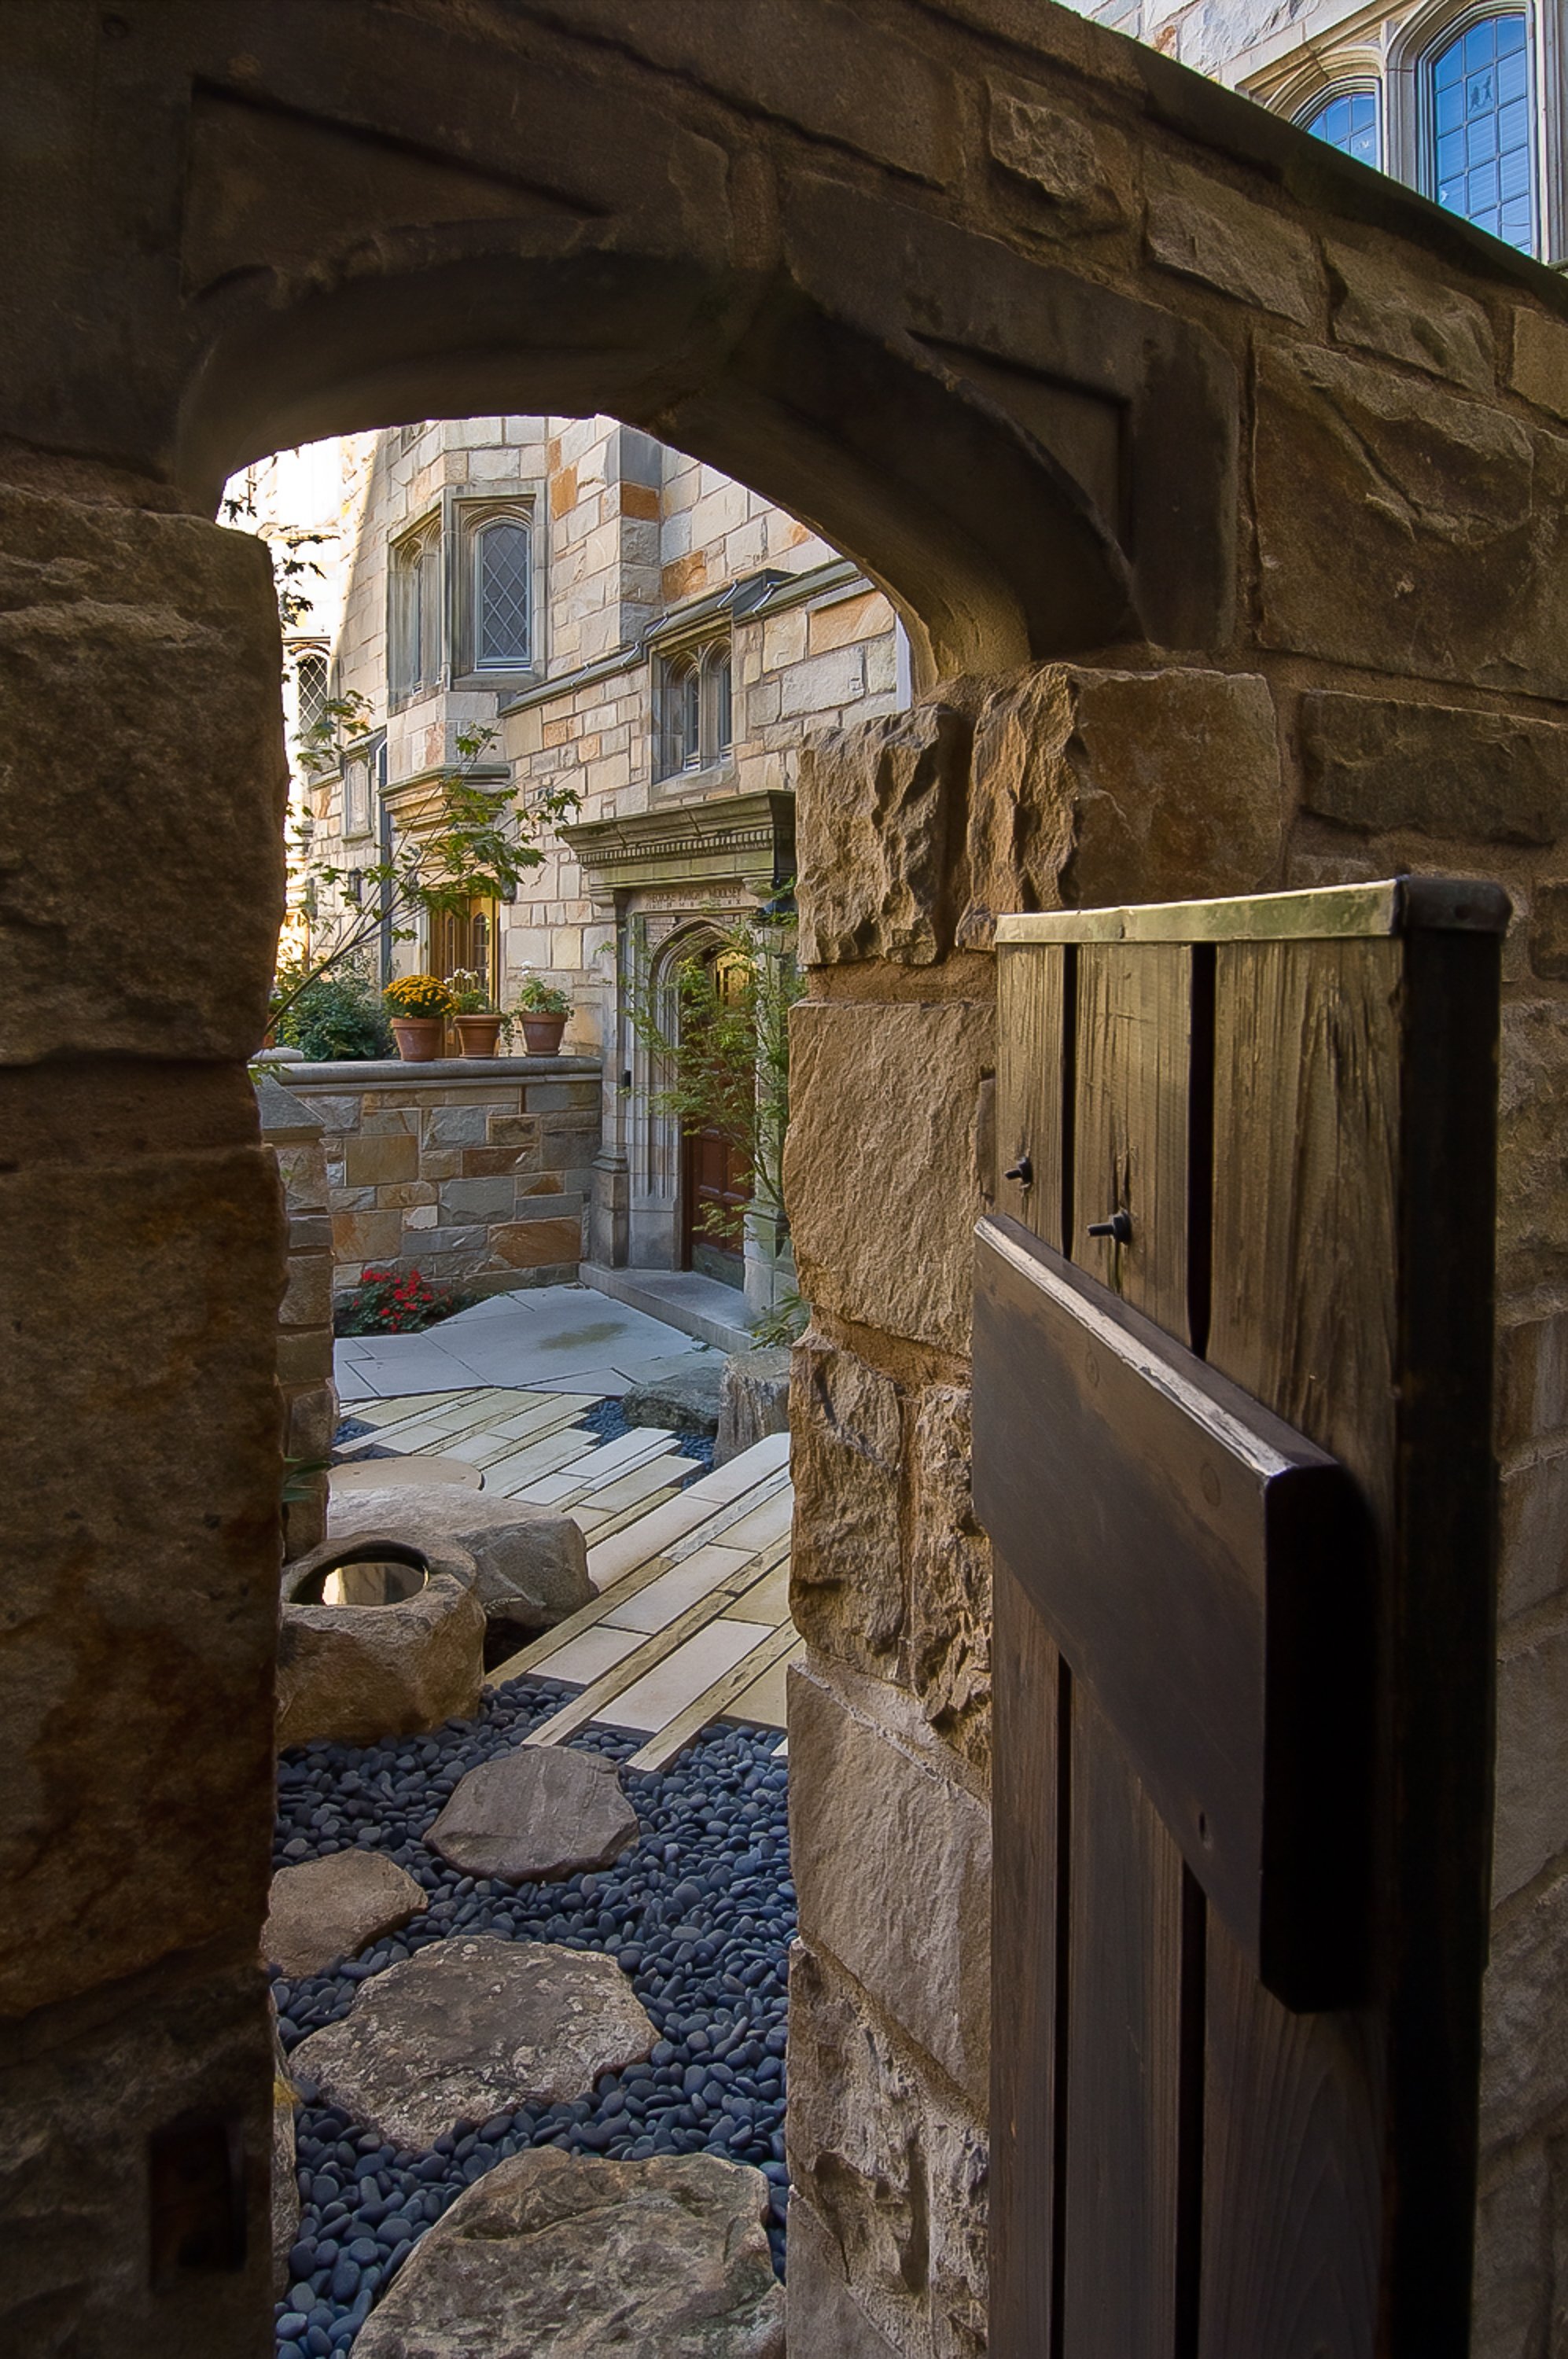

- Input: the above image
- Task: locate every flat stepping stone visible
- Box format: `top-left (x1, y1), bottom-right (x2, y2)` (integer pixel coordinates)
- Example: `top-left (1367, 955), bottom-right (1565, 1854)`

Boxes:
top-left (289, 1937), bottom-right (656, 2151)
top-left (263, 1849), bottom-right (426, 1978)
top-left (332, 1456), bottom-right (483, 1492)
top-left (354, 2147), bottom-right (785, 2358)
top-left (425, 1746), bottom-right (639, 1882)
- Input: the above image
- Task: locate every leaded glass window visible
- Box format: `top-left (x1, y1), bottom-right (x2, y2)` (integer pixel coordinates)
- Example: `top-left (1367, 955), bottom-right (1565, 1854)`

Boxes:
top-left (711, 645), bottom-right (732, 755)
top-left (391, 517), bottom-right (442, 700)
top-left (1301, 88), bottom-right (1381, 164)
top-left (474, 516), bottom-right (532, 669)
top-left (657, 637), bottom-right (734, 781)
top-left (294, 650), bottom-right (330, 739)
top-left (1430, 13), bottom-right (1533, 251)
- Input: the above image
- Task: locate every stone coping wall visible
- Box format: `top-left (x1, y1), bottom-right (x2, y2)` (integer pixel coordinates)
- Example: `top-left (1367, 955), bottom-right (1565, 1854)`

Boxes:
top-left (255, 1077), bottom-right (335, 1558)
top-left (271, 1058), bottom-right (600, 1297)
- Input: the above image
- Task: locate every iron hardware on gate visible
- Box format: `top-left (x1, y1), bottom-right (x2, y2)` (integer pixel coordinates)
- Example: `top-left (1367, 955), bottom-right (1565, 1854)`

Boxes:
top-left (1086, 1209), bottom-right (1133, 1244)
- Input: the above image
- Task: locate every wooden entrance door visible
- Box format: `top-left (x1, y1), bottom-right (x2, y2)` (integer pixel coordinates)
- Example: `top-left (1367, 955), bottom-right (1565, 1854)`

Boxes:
top-left (680, 945), bottom-right (751, 1290)
top-left (977, 879), bottom-right (1506, 2359)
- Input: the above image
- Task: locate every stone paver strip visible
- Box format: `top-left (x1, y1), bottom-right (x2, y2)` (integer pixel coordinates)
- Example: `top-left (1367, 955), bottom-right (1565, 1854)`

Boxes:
top-left (522, 1553), bottom-right (786, 1749)
top-left (625, 1625), bottom-right (803, 1773)
top-left (602, 1546), bottom-right (755, 1636)
top-left (535, 1622), bottom-right (646, 1687)
top-left (602, 1617), bottom-right (776, 1739)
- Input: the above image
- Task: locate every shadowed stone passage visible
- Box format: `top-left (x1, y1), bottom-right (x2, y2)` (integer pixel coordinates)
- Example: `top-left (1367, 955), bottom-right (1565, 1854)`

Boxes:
top-left (263, 1852), bottom-right (426, 1980)
top-left (352, 2148), bottom-right (786, 2358)
top-left (425, 1746), bottom-right (641, 1882)
top-left (289, 1937), bottom-right (657, 2150)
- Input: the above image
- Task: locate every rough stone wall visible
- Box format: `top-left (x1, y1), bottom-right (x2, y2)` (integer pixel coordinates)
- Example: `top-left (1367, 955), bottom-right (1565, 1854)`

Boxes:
top-left (786, 621), bottom-right (1568, 2352)
top-left (257, 1079), bottom-right (337, 1559)
top-left (0, 474), bottom-right (287, 2354)
top-left (9, 6), bottom-right (1568, 2353)
top-left (274, 1058), bottom-right (601, 1294)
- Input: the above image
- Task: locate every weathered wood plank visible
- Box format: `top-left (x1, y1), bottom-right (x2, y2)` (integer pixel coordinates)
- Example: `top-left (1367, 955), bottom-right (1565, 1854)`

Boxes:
top-left (988, 1560), bottom-right (1062, 2359)
top-left (1199, 1914), bottom-right (1381, 2359)
top-left (974, 1218), bottom-right (1372, 2008)
top-left (1073, 941), bottom-right (1192, 1342)
top-left (1201, 936), bottom-right (1396, 2359)
top-left (1062, 1681), bottom-right (1183, 2359)
top-left (996, 942), bottom-right (1068, 1249)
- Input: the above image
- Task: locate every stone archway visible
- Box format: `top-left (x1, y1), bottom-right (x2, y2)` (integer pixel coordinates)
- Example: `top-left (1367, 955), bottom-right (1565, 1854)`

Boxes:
top-left (7, 6), bottom-right (1568, 2355)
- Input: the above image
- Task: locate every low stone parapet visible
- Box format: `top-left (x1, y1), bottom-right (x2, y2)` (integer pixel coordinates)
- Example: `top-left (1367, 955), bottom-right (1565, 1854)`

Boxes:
top-left (267, 1056), bottom-right (602, 1297)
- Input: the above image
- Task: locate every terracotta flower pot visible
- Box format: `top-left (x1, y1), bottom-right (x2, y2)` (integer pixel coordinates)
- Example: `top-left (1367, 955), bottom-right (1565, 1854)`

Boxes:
top-left (520, 1012), bottom-right (568, 1055)
top-left (454, 1012), bottom-right (505, 1058)
top-left (392, 1017), bottom-right (445, 1062)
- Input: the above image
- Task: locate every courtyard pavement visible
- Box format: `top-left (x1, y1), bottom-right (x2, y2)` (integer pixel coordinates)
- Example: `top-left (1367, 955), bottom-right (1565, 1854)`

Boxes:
top-left (334, 1283), bottom-right (709, 1401)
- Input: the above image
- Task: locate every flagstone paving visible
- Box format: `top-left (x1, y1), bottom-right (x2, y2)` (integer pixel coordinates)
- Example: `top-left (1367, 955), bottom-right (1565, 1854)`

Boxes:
top-left (333, 1373), bottom-right (800, 1751)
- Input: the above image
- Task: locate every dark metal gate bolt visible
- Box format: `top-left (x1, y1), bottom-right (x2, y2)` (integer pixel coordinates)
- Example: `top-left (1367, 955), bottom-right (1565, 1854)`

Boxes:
top-left (1088, 1209), bottom-right (1134, 1245)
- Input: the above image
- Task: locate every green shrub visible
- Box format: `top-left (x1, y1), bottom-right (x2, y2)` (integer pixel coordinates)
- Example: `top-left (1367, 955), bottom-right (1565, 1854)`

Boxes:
top-left (274, 967), bottom-right (392, 1062)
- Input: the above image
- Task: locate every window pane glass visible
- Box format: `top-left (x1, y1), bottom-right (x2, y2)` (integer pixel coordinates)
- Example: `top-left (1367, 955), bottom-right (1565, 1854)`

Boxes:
top-left (681, 663), bottom-right (702, 767)
top-left (476, 518), bottom-right (532, 668)
top-left (711, 648), bottom-right (732, 753)
top-left (295, 653), bottom-right (329, 740)
top-left (418, 532), bottom-right (442, 685)
top-left (1303, 87), bottom-right (1381, 166)
top-left (1428, 17), bottom-right (1533, 250)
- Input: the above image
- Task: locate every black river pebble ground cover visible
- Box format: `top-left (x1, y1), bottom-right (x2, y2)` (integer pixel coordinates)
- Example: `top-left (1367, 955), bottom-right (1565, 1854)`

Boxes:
top-left (271, 1676), bottom-right (792, 2356)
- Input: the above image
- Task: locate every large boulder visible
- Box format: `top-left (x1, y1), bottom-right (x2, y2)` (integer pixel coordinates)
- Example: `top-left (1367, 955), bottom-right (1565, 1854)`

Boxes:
top-left (289, 1938), bottom-right (657, 2151)
top-left (621, 1350), bottom-right (727, 1435)
top-left (326, 1483), bottom-right (591, 1633)
top-left (353, 2147), bottom-right (786, 2358)
top-left (425, 1746), bottom-right (639, 1882)
top-left (263, 1849), bottom-right (427, 1978)
top-left (278, 1536), bottom-right (485, 1749)
top-left (715, 1347), bottom-right (792, 1467)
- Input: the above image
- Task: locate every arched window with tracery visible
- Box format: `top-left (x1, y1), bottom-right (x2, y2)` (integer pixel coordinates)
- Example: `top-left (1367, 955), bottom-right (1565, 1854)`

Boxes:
top-left (1427, 12), bottom-right (1534, 249)
top-left (1300, 86), bottom-right (1382, 164)
top-left (657, 636), bottom-right (734, 782)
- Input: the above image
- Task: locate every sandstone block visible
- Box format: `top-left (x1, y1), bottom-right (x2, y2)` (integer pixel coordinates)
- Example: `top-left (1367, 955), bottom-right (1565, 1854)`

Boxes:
top-left (786, 1938), bottom-right (988, 2358)
top-left (962, 664), bottom-right (1283, 945)
top-left (797, 705), bottom-right (969, 966)
top-left (1145, 153), bottom-right (1320, 325)
top-left (271, 1993), bottom-right (299, 2295)
top-left (276, 1327), bottom-right (333, 1389)
top-left (789, 1662), bottom-right (990, 2104)
top-left (488, 1114), bottom-right (542, 1147)
top-left (343, 1134), bottom-right (418, 1187)
top-left (786, 2197), bottom-right (904, 2359)
top-left (272, 1137), bottom-right (329, 1213)
top-left (425, 1745), bottom-right (639, 1882)
top-left (0, 1129), bottom-right (283, 2015)
top-left (785, 999), bottom-right (993, 1353)
top-left (0, 484), bottom-right (285, 1062)
top-left (335, 1209), bottom-right (403, 1261)
top-left (277, 1537), bottom-right (485, 1749)
top-left (424, 1106), bottom-right (495, 1146)
top-left (1493, 1595), bottom-right (1568, 1900)
top-left (790, 1335), bottom-right (904, 1673)
top-left (291, 1938), bottom-right (656, 2151)
top-left (1497, 1305), bottom-right (1568, 1454)
top-left (355, 2149), bottom-right (784, 2359)
top-left (909, 1384), bottom-right (992, 1774)
top-left (1511, 304), bottom-right (1568, 421)
top-left (1300, 691), bottom-right (1568, 845)
top-left (1471, 2136), bottom-right (1550, 2359)
top-left (0, 1957), bottom-right (274, 2353)
top-left (279, 1250), bottom-right (333, 1330)
top-left (459, 1144), bottom-right (525, 1176)
top-left (1499, 1447), bottom-right (1568, 1621)
top-left (263, 1849), bottom-right (426, 1978)
top-left (439, 1175), bottom-right (517, 1222)
top-left (326, 1483), bottom-right (590, 1630)
top-left (489, 1216), bottom-right (582, 1267)
top-left (1481, 1857), bottom-right (1568, 2147)
top-left (1255, 345), bottom-right (1568, 697)
top-left (1498, 1002), bottom-right (1568, 1300)
top-left (1327, 241), bottom-right (1494, 389)
top-left (1528, 881), bottom-right (1568, 978)
top-left (987, 79), bottom-right (1126, 224)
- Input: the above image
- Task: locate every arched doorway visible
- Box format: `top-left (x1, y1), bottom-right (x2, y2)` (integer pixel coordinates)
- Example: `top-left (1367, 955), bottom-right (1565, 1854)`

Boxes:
top-left (6, 8), bottom-right (1566, 2355)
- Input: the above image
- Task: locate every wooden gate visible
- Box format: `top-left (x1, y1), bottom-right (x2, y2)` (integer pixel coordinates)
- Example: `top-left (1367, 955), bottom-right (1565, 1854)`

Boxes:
top-left (976, 879), bottom-right (1506, 2358)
